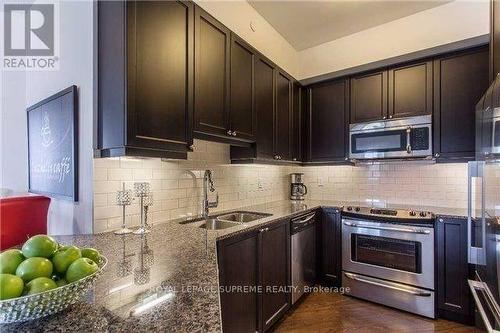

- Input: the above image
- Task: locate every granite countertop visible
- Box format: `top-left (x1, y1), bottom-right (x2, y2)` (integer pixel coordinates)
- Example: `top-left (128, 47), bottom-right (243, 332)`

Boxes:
top-left (1, 200), bottom-right (467, 332)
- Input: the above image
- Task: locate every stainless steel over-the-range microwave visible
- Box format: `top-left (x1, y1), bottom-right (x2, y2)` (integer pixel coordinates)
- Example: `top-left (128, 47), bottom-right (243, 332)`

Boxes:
top-left (349, 115), bottom-right (432, 160)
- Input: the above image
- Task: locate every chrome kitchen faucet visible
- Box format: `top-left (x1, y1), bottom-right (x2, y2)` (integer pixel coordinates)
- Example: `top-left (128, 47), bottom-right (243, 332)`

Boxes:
top-left (202, 170), bottom-right (218, 219)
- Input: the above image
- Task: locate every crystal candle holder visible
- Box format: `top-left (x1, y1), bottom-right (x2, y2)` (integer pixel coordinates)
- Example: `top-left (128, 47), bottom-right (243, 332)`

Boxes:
top-left (134, 182), bottom-right (151, 234)
top-left (143, 193), bottom-right (154, 230)
top-left (114, 183), bottom-right (134, 235)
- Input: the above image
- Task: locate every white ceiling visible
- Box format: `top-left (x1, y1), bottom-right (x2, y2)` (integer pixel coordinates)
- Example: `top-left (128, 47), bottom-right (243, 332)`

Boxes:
top-left (248, 0), bottom-right (451, 51)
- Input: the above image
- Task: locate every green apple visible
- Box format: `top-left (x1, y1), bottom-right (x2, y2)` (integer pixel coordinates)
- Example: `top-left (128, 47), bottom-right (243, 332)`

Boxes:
top-left (55, 278), bottom-right (68, 287)
top-left (16, 257), bottom-right (53, 282)
top-left (0, 274), bottom-right (24, 300)
top-left (0, 249), bottom-right (25, 274)
top-left (66, 258), bottom-right (98, 283)
top-left (52, 246), bottom-right (81, 274)
top-left (22, 235), bottom-right (58, 258)
top-left (81, 248), bottom-right (100, 264)
top-left (23, 277), bottom-right (57, 295)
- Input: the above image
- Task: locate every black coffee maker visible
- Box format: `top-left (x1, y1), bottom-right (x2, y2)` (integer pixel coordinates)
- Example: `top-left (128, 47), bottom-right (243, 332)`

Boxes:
top-left (290, 173), bottom-right (307, 200)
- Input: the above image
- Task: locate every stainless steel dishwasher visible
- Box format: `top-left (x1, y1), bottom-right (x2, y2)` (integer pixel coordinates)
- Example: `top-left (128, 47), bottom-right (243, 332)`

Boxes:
top-left (291, 212), bottom-right (317, 304)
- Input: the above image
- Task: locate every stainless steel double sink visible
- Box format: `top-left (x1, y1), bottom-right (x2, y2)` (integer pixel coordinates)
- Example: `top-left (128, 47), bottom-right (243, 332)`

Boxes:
top-left (199, 211), bottom-right (272, 230)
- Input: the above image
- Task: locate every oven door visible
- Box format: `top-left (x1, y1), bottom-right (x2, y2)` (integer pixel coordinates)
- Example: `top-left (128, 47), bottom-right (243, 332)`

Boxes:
top-left (342, 218), bottom-right (434, 289)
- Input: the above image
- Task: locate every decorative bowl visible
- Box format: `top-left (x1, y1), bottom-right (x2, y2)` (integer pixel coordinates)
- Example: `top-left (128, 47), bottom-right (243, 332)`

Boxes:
top-left (0, 256), bottom-right (107, 324)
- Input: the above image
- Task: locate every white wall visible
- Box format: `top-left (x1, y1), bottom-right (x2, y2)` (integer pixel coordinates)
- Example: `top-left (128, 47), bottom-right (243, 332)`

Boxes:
top-left (196, 0), bottom-right (299, 78)
top-left (297, 0), bottom-right (490, 80)
top-left (0, 1), bottom-right (94, 235)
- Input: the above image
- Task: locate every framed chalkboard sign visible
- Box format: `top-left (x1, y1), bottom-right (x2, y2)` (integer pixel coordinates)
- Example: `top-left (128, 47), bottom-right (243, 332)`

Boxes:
top-left (27, 85), bottom-right (78, 201)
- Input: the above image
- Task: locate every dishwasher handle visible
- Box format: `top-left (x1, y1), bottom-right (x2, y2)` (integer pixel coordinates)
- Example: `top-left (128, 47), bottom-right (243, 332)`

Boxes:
top-left (291, 213), bottom-right (316, 233)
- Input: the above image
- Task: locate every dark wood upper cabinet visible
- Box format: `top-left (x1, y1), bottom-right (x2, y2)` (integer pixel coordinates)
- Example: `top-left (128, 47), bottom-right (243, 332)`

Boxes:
top-left (193, 6), bottom-right (230, 138)
top-left (275, 71), bottom-right (292, 160)
top-left (388, 60), bottom-right (433, 119)
top-left (307, 79), bottom-right (349, 162)
top-left (433, 46), bottom-right (489, 162)
top-left (492, 0), bottom-right (500, 80)
top-left (350, 70), bottom-right (387, 123)
top-left (259, 219), bottom-right (291, 332)
top-left (319, 208), bottom-right (342, 287)
top-left (97, 0), bottom-right (193, 158)
top-left (291, 82), bottom-right (302, 161)
top-left (436, 216), bottom-right (472, 324)
top-left (217, 230), bottom-right (259, 333)
top-left (255, 56), bottom-right (276, 159)
top-left (230, 34), bottom-right (256, 141)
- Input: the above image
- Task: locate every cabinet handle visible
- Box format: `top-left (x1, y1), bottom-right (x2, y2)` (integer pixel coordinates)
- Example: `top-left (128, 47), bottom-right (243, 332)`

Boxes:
top-left (435, 153), bottom-right (440, 158)
top-left (274, 155), bottom-right (279, 160)
top-left (259, 227), bottom-right (269, 233)
top-left (383, 116), bottom-right (387, 120)
top-left (227, 130), bottom-right (232, 136)
top-left (438, 218), bottom-right (444, 223)
top-left (389, 115), bottom-right (393, 119)
top-left (232, 131), bottom-right (237, 137)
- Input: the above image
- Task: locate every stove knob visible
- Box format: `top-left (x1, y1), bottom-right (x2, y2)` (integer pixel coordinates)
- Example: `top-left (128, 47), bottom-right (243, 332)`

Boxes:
top-left (347, 206), bottom-right (352, 211)
top-left (355, 207), bottom-right (360, 212)
top-left (419, 211), bottom-right (427, 217)
top-left (409, 210), bottom-right (416, 216)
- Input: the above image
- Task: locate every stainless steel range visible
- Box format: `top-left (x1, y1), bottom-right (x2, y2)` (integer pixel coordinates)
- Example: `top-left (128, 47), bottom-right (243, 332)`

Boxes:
top-left (341, 206), bottom-right (436, 318)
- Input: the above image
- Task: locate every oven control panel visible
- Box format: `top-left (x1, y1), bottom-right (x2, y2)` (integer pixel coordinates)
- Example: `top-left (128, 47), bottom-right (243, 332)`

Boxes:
top-left (342, 206), bottom-right (435, 224)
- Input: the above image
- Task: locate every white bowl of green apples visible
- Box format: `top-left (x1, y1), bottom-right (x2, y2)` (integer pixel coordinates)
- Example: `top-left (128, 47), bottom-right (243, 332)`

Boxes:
top-left (0, 235), bottom-right (107, 323)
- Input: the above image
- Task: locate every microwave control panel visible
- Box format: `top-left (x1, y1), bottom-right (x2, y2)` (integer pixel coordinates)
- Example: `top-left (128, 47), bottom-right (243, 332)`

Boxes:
top-left (410, 127), bottom-right (429, 150)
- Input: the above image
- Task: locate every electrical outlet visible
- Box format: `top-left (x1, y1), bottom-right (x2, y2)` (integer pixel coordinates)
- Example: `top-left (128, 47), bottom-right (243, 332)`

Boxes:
top-left (318, 177), bottom-right (324, 187)
top-left (257, 178), bottom-right (263, 190)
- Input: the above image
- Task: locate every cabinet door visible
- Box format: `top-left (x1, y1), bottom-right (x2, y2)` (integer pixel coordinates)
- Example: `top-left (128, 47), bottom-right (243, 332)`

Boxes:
top-left (308, 79), bottom-right (349, 162)
top-left (218, 231), bottom-right (259, 333)
top-left (388, 61), bottom-right (432, 119)
top-left (350, 70), bottom-right (388, 123)
top-left (230, 34), bottom-right (256, 141)
top-left (127, 1), bottom-right (193, 151)
top-left (291, 82), bottom-right (302, 162)
top-left (320, 208), bottom-right (342, 286)
top-left (436, 217), bottom-right (472, 324)
top-left (433, 47), bottom-right (489, 161)
top-left (194, 6), bottom-right (230, 137)
top-left (255, 56), bottom-right (276, 159)
top-left (260, 220), bottom-right (291, 332)
top-left (275, 71), bottom-right (292, 160)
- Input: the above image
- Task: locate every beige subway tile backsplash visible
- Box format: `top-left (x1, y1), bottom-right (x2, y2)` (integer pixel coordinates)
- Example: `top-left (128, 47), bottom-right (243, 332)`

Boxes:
top-left (93, 139), bottom-right (468, 233)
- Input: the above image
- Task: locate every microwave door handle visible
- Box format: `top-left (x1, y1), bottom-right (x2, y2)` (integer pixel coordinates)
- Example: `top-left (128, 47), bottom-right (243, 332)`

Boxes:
top-left (492, 118), bottom-right (497, 157)
top-left (406, 127), bottom-right (412, 154)
top-left (468, 161), bottom-right (485, 265)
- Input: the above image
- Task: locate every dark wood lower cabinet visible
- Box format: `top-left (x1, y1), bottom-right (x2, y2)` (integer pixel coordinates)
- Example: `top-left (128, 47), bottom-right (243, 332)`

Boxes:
top-left (217, 219), bottom-right (290, 333)
top-left (217, 230), bottom-right (259, 333)
top-left (260, 220), bottom-right (291, 331)
top-left (436, 216), bottom-right (473, 324)
top-left (319, 208), bottom-right (342, 286)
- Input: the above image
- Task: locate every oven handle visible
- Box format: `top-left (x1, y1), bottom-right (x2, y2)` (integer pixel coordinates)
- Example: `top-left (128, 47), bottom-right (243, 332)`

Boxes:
top-left (342, 221), bottom-right (430, 234)
top-left (344, 272), bottom-right (432, 297)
